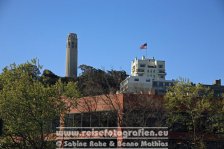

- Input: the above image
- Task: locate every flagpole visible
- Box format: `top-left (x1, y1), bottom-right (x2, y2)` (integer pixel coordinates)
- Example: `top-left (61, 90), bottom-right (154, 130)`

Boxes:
top-left (140, 43), bottom-right (148, 58)
top-left (146, 47), bottom-right (147, 58)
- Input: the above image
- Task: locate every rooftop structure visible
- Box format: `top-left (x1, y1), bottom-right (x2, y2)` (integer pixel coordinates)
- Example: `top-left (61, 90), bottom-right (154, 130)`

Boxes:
top-left (201, 79), bottom-right (224, 97)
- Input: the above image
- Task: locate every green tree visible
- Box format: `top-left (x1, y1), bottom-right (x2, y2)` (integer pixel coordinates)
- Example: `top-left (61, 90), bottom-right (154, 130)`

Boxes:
top-left (77, 64), bottom-right (127, 96)
top-left (0, 60), bottom-right (80, 149)
top-left (40, 69), bottom-right (75, 86)
top-left (165, 80), bottom-right (223, 148)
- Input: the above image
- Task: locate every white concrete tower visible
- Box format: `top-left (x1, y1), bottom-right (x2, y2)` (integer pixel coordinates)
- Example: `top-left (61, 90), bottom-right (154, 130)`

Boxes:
top-left (66, 33), bottom-right (78, 78)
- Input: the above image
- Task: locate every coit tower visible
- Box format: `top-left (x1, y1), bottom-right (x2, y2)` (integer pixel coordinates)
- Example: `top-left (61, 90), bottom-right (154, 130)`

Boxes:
top-left (65, 33), bottom-right (78, 78)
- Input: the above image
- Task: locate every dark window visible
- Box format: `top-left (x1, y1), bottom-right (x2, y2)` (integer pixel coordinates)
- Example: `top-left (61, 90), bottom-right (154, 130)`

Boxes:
top-left (159, 70), bottom-right (165, 73)
top-left (159, 65), bottom-right (163, 68)
top-left (146, 79), bottom-right (150, 82)
top-left (91, 112), bottom-right (100, 127)
top-left (64, 114), bottom-right (74, 127)
top-left (99, 112), bottom-right (108, 127)
top-left (71, 42), bottom-right (74, 48)
top-left (74, 113), bottom-right (82, 127)
top-left (137, 69), bottom-right (144, 72)
top-left (134, 78), bottom-right (139, 81)
top-left (148, 65), bottom-right (155, 68)
top-left (140, 64), bottom-right (146, 67)
top-left (51, 117), bottom-right (60, 132)
top-left (108, 112), bottom-right (117, 127)
top-left (82, 113), bottom-right (91, 127)
top-left (65, 111), bottom-right (118, 128)
top-left (153, 82), bottom-right (158, 87)
top-left (159, 82), bottom-right (164, 87)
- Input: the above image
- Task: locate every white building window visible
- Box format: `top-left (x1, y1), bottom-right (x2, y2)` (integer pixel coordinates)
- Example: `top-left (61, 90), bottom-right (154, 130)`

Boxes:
top-left (159, 65), bottom-right (163, 68)
top-left (134, 78), bottom-right (139, 81)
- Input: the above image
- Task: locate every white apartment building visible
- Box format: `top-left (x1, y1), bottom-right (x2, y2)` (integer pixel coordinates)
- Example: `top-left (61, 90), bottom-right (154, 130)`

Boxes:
top-left (120, 56), bottom-right (175, 94)
top-left (131, 56), bottom-right (166, 80)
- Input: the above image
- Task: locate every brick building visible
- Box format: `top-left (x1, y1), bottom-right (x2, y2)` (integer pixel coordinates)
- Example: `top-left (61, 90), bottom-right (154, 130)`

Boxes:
top-left (58, 93), bottom-right (224, 148)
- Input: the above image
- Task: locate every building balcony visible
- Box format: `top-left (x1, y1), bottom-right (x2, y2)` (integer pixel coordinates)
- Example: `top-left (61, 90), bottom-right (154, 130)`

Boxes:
top-left (158, 71), bottom-right (166, 74)
top-left (148, 65), bottom-right (156, 68)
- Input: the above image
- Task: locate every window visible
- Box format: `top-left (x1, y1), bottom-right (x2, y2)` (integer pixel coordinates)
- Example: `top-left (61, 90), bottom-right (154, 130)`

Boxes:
top-left (82, 113), bottom-right (91, 127)
top-left (137, 69), bottom-right (144, 72)
top-left (51, 117), bottom-right (60, 132)
top-left (148, 65), bottom-right (155, 68)
top-left (99, 111), bottom-right (117, 127)
top-left (134, 78), bottom-right (139, 81)
top-left (160, 76), bottom-right (164, 79)
top-left (74, 113), bottom-right (82, 127)
top-left (159, 65), bottom-right (163, 68)
top-left (146, 79), bottom-right (150, 82)
top-left (153, 82), bottom-right (158, 87)
top-left (108, 112), bottom-right (117, 127)
top-left (159, 70), bottom-right (165, 73)
top-left (140, 64), bottom-right (146, 67)
top-left (159, 82), bottom-right (163, 87)
top-left (91, 112), bottom-right (100, 127)
top-left (71, 42), bottom-right (74, 48)
top-left (64, 114), bottom-right (74, 127)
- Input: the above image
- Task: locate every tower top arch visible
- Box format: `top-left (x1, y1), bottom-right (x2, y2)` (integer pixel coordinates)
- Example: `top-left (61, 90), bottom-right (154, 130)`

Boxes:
top-left (68, 33), bottom-right (77, 40)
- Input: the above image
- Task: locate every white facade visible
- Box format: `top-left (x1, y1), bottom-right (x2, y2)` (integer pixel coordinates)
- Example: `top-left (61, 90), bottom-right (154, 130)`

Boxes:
top-left (131, 56), bottom-right (166, 80)
top-left (120, 56), bottom-right (174, 94)
top-left (120, 76), bottom-right (153, 93)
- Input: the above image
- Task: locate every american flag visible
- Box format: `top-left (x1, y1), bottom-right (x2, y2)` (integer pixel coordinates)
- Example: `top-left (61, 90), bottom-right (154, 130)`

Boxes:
top-left (140, 43), bottom-right (147, 49)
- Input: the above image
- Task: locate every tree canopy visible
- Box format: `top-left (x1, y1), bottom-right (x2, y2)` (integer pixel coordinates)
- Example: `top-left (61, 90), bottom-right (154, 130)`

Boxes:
top-left (165, 79), bottom-right (224, 148)
top-left (38, 64), bottom-right (128, 97)
top-left (77, 64), bottom-right (128, 96)
top-left (0, 60), bottom-right (80, 149)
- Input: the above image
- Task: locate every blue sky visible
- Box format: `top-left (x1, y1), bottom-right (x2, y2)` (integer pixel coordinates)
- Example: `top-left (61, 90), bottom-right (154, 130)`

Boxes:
top-left (0, 0), bottom-right (224, 84)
